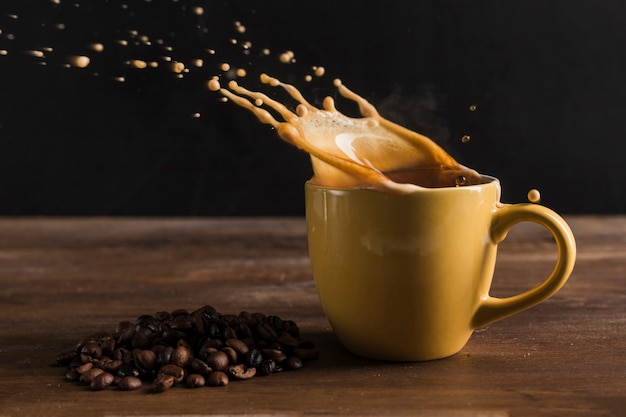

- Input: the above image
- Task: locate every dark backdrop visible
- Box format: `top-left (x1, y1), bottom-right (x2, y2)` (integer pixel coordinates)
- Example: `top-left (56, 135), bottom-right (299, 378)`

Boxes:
top-left (0, 0), bottom-right (624, 215)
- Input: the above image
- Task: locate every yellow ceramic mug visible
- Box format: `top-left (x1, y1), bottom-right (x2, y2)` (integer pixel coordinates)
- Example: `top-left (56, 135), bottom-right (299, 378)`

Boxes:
top-left (305, 176), bottom-right (576, 361)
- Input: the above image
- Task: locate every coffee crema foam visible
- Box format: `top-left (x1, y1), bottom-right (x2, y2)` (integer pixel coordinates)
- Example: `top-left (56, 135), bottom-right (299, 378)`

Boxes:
top-left (212, 75), bottom-right (485, 193)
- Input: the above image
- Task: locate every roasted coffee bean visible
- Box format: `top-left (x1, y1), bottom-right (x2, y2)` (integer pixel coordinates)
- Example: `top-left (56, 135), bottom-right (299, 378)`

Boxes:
top-left (277, 333), bottom-right (299, 347)
top-left (251, 312), bottom-right (266, 322)
top-left (135, 315), bottom-right (160, 333)
top-left (266, 315), bottom-right (283, 330)
top-left (156, 345), bottom-right (174, 365)
top-left (256, 359), bottom-right (276, 376)
top-left (80, 367), bottom-right (105, 384)
top-left (161, 328), bottom-right (187, 344)
top-left (205, 371), bottom-right (229, 387)
top-left (222, 346), bottom-right (238, 364)
top-left (261, 348), bottom-right (287, 363)
top-left (222, 325), bottom-right (237, 340)
top-left (75, 362), bottom-right (94, 374)
top-left (100, 337), bottom-right (116, 356)
top-left (206, 322), bottom-right (220, 339)
top-left (282, 320), bottom-right (300, 337)
top-left (90, 372), bottom-right (115, 391)
top-left (256, 322), bottom-right (278, 341)
top-left (245, 349), bottom-right (264, 367)
top-left (171, 344), bottom-right (192, 367)
top-left (239, 310), bottom-right (253, 323)
top-left (152, 374), bottom-right (175, 393)
top-left (185, 373), bottom-right (205, 388)
top-left (155, 311), bottom-right (173, 322)
top-left (188, 357), bottom-right (212, 376)
top-left (171, 308), bottom-right (189, 317)
top-left (81, 341), bottom-right (102, 359)
top-left (116, 364), bottom-right (141, 379)
top-left (134, 349), bottom-right (157, 371)
top-left (56, 350), bottom-right (78, 366)
top-left (118, 376), bottom-right (142, 391)
top-left (227, 363), bottom-right (256, 380)
top-left (65, 368), bottom-right (80, 381)
top-left (159, 364), bottom-right (185, 384)
top-left (205, 351), bottom-right (229, 372)
top-left (237, 322), bottom-right (254, 340)
top-left (98, 358), bottom-right (123, 373)
top-left (115, 321), bottom-right (136, 344)
top-left (284, 356), bottom-right (303, 371)
top-left (225, 338), bottom-right (249, 356)
top-left (131, 327), bottom-right (155, 349)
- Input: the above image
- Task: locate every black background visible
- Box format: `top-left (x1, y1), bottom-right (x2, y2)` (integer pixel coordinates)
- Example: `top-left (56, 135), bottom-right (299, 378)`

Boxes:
top-left (0, 0), bottom-right (624, 215)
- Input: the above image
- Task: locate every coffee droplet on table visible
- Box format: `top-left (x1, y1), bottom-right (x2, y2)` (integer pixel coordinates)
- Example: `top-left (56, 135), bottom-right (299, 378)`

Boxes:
top-left (527, 189), bottom-right (541, 203)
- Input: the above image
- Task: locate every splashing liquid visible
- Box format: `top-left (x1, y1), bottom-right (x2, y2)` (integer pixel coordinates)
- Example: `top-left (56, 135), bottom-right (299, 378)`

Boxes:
top-left (215, 75), bottom-right (485, 194)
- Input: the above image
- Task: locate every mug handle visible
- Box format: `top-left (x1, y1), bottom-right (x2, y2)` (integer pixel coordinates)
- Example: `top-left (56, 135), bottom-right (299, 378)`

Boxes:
top-left (472, 203), bottom-right (576, 329)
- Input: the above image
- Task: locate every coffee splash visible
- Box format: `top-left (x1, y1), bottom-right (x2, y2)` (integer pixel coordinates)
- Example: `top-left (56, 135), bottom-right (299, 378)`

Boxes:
top-left (3, 3), bottom-right (519, 197)
top-left (211, 75), bottom-right (485, 193)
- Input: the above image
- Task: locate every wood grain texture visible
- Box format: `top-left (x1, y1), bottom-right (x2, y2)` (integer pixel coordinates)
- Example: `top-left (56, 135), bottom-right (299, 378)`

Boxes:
top-left (0, 216), bottom-right (624, 417)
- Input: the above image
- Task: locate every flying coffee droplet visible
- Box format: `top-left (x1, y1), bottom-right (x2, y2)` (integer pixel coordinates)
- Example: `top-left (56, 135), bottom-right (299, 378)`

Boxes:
top-left (461, 134), bottom-right (471, 143)
top-left (26, 50), bottom-right (45, 58)
top-left (130, 59), bottom-right (147, 69)
top-left (279, 50), bottom-right (294, 64)
top-left (469, 104), bottom-right (477, 112)
top-left (192, 7), bottom-right (204, 16)
top-left (527, 189), bottom-right (541, 203)
top-left (68, 55), bottom-right (90, 68)
top-left (220, 63), bottom-right (230, 72)
top-left (88, 43), bottom-right (104, 52)
top-left (169, 61), bottom-right (185, 73)
top-left (314, 66), bottom-right (325, 77)
top-left (304, 74), bottom-right (312, 82)
top-left (207, 78), bottom-right (221, 91)
top-left (0, 50), bottom-right (8, 56)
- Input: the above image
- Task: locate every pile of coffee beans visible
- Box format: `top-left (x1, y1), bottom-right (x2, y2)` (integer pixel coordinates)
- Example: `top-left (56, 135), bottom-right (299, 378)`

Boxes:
top-left (56, 305), bottom-right (318, 392)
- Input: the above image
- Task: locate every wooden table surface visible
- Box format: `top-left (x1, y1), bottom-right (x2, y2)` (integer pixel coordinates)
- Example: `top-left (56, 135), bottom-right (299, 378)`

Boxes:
top-left (0, 216), bottom-right (624, 417)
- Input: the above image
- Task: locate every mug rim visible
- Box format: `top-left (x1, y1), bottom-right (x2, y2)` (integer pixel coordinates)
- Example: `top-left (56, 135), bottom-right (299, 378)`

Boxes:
top-left (305, 174), bottom-right (499, 194)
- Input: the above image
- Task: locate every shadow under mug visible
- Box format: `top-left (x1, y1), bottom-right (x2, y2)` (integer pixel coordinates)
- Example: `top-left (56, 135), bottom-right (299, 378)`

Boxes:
top-left (305, 176), bottom-right (576, 361)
